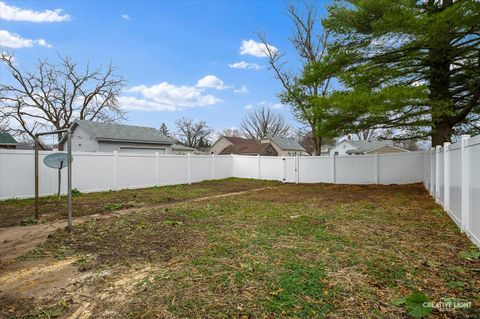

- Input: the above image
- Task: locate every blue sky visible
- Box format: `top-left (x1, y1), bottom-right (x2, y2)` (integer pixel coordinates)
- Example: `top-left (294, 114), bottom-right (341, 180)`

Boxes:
top-left (0, 0), bottom-right (331, 134)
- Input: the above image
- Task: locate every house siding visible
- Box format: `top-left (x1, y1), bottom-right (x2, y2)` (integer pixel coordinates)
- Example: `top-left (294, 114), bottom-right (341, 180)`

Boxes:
top-left (70, 126), bottom-right (100, 152)
top-left (98, 142), bottom-right (171, 154)
top-left (329, 141), bottom-right (356, 156)
top-left (209, 137), bottom-right (232, 154)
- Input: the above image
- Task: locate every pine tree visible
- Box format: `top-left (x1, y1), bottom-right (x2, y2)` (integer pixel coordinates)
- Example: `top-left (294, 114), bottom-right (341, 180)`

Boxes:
top-left (159, 123), bottom-right (170, 137)
top-left (324, 0), bottom-right (480, 146)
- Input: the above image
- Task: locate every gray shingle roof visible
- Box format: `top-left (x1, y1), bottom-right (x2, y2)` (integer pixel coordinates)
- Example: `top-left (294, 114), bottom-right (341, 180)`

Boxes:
top-left (0, 132), bottom-right (17, 145)
top-left (270, 136), bottom-right (305, 151)
top-left (72, 120), bottom-right (174, 145)
top-left (345, 139), bottom-right (394, 153)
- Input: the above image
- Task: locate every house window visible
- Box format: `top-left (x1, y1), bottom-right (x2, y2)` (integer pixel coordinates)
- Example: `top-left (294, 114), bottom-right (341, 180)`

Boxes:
top-left (334, 151), bottom-right (339, 156)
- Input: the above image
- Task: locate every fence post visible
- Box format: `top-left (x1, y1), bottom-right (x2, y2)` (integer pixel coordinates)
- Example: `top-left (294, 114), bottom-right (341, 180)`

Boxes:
top-left (331, 154), bottom-right (336, 184)
top-left (211, 153), bottom-right (215, 180)
top-left (435, 145), bottom-right (441, 201)
top-left (443, 142), bottom-right (450, 211)
top-left (187, 153), bottom-right (191, 185)
top-left (295, 155), bottom-right (299, 184)
top-left (281, 155), bottom-right (285, 183)
top-left (430, 148), bottom-right (435, 195)
top-left (461, 135), bottom-right (470, 232)
top-left (112, 151), bottom-right (118, 190)
top-left (257, 154), bottom-right (261, 179)
top-left (374, 153), bottom-right (379, 184)
top-left (155, 152), bottom-right (159, 185)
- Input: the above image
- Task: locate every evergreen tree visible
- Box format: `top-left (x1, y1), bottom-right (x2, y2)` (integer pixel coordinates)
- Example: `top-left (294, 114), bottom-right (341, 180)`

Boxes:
top-left (324, 0), bottom-right (480, 146)
top-left (159, 122), bottom-right (170, 137)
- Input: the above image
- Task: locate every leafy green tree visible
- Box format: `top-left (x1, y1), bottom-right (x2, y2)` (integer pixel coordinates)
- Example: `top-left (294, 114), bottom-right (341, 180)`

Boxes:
top-left (259, 2), bottom-right (351, 155)
top-left (324, 0), bottom-right (480, 146)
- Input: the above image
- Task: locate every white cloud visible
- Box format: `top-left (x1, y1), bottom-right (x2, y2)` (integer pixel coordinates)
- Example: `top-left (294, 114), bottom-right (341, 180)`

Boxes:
top-left (234, 85), bottom-right (249, 94)
top-left (228, 61), bottom-right (262, 70)
top-left (119, 78), bottom-right (223, 112)
top-left (240, 39), bottom-right (277, 58)
top-left (258, 101), bottom-right (284, 109)
top-left (0, 1), bottom-right (70, 22)
top-left (196, 75), bottom-right (231, 90)
top-left (244, 104), bottom-right (253, 110)
top-left (121, 14), bottom-right (130, 20)
top-left (0, 30), bottom-right (51, 48)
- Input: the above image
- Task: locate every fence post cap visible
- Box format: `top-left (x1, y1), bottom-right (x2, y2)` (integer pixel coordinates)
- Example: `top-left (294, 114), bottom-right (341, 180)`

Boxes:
top-left (461, 134), bottom-right (471, 140)
top-left (443, 142), bottom-right (451, 147)
top-left (435, 145), bottom-right (442, 150)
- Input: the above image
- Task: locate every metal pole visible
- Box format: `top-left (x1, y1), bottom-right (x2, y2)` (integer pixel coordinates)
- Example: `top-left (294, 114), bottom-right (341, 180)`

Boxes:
top-left (34, 136), bottom-right (39, 219)
top-left (67, 130), bottom-right (73, 232)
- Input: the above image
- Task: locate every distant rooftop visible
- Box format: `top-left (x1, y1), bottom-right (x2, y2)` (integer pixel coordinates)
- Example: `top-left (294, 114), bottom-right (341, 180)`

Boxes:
top-left (0, 132), bottom-right (17, 145)
top-left (61, 120), bottom-right (174, 145)
top-left (345, 139), bottom-right (395, 153)
top-left (265, 136), bottom-right (305, 151)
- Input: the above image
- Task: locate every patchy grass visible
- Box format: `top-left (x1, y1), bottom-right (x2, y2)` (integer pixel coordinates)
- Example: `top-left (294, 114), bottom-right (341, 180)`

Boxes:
top-left (4, 183), bottom-right (480, 318)
top-left (0, 178), bottom-right (279, 227)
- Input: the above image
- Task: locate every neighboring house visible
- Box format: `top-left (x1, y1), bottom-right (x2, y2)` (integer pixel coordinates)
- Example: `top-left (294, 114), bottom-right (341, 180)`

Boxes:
top-left (171, 144), bottom-right (202, 155)
top-left (209, 136), bottom-right (278, 156)
top-left (0, 132), bottom-right (17, 149)
top-left (16, 141), bottom-right (51, 150)
top-left (260, 136), bottom-right (308, 156)
top-left (59, 120), bottom-right (174, 154)
top-left (329, 139), bottom-right (409, 156)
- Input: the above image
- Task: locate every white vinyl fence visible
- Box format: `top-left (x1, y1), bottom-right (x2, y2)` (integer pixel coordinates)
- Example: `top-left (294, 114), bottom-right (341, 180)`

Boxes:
top-left (0, 150), bottom-right (425, 199)
top-left (0, 142), bottom-right (478, 247)
top-left (423, 135), bottom-right (480, 247)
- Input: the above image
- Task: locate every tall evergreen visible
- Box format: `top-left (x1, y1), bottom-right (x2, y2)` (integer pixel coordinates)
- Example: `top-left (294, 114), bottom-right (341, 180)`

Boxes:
top-left (324, 0), bottom-right (480, 145)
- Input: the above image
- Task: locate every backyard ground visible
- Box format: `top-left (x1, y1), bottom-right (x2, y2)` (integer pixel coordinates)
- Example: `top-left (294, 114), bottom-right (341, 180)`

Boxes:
top-left (0, 179), bottom-right (479, 318)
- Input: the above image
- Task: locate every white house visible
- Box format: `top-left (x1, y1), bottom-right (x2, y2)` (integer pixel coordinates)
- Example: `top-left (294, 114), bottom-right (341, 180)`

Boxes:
top-left (329, 139), bottom-right (408, 156)
top-left (59, 120), bottom-right (175, 154)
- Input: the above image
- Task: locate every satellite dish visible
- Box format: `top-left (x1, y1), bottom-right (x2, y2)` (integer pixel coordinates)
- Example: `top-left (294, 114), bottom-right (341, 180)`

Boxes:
top-left (43, 152), bottom-right (73, 169)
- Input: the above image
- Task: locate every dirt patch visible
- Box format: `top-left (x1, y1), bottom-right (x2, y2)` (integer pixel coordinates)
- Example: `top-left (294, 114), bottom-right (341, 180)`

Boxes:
top-left (0, 186), bottom-right (272, 263)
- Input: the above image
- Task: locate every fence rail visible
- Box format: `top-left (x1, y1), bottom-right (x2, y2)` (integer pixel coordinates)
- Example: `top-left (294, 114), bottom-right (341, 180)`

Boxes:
top-left (1, 139), bottom-right (478, 247)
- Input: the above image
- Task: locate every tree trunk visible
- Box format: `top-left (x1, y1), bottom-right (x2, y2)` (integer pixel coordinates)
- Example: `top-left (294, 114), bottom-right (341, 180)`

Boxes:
top-left (431, 120), bottom-right (452, 147)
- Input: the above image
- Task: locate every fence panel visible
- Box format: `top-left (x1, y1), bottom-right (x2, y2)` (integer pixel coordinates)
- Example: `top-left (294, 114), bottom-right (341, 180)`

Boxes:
top-left (190, 155), bottom-right (212, 183)
top-left (117, 153), bottom-right (157, 189)
top-left (259, 157), bottom-right (283, 181)
top-left (72, 152), bottom-right (115, 192)
top-left (298, 156), bottom-right (331, 183)
top-left (448, 144), bottom-right (462, 224)
top-left (438, 149), bottom-right (444, 202)
top-left (467, 135), bottom-right (480, 246)
top-left (378, 152), bottom-right (424, 184)
top-left (232, 155), bottom-right (258, 179)
top-left (213, 155), bottom-right (232, 179)
top-left (157, 156), bottom-right (189, 186)
top-left (335, 155), bottom-right (375, 184)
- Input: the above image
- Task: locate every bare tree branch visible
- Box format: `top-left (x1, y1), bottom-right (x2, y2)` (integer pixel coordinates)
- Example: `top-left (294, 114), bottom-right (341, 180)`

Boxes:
top-left (240, 107), bottom-right (291, 140)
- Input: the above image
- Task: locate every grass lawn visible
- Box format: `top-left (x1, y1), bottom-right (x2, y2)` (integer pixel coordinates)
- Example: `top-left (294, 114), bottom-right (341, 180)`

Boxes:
top-left (2, 181), bottom-right (479, 318)
top-left (0, 178), bottom-right (280, 228)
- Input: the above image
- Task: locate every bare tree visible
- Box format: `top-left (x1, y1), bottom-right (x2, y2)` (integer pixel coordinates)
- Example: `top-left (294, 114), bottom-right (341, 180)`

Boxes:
top-left (217, 127), bottom-right (242, 139)
top-left (175, 117), bottom-right (213, 148)
top-left (240, 107), bottom-right (291, 140)
top-left (0, 52), bottom-right (125, 148)
top-left (258, 2), bottom-right (336, 155)
top-left (356, 129), bottom-right (379, 141)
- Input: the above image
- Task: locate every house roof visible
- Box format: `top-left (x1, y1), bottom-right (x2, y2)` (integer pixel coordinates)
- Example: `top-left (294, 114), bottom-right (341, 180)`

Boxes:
top-left (172, 144), bottom-right (197, 151)
top-left (219, 143), bottom-right (274, 155)
top-left (61, 120), bottom-right (174, 145)
top-left (0, 132), bottom-right (17, 145)
top-left (223, 136), bottom-right (259, 146)
top-left (343, 139), bottom-right (394, 153)
top-left (269, 136), bottom-right (305, 151)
